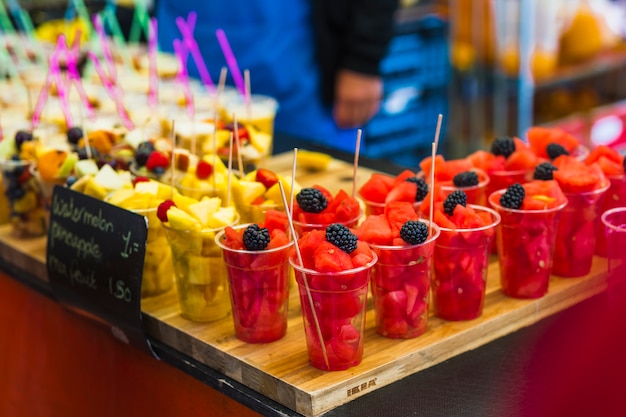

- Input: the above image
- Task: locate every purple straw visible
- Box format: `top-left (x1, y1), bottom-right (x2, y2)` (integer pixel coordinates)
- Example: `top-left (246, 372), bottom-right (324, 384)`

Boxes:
top-left (173, 39), bottom-right (194, 119)
top-left (215, 28), bottom-right (246, 98)
top-left (176, 12), bottom-right (215, 93)
top-left (148, 17), bottom-right (159, 108)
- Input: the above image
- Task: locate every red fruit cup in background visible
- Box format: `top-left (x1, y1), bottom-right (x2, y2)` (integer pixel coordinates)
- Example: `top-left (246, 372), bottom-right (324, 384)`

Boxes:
top-left (601, 208), bottom-right (626, 296)
top-left (362, 199), bottom-right (421, 217)
top-left (552, 182), bottom-right (610, 277)
top-left (290, 253), bottom-right (377, 371)
top-left (595, 173), bottom-right (626, 257)
top-left (439, 168), bottom-right (490, 207)
top-left (369, 221), bottom-right (440, 338)
top-left (432, 205), bottom-right (500, 321)
top-left (216, 227), bottom-right (293, 343)
top-left (292, 210), bottom-right (362, 237)
top-left (489, 191), bottom-right (567, 299)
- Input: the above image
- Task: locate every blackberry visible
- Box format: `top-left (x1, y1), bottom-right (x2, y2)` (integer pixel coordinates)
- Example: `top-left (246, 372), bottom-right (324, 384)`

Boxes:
top-left (453, 171), bottom-right (479, 187)
top-left (546, 143), bottom-right (569, 160)
top-left (325, 223), bottom-right (358, 253)
top-left (66, 126), bottom-right (83, 146)
top-left (491, 137), bottom-right (516, 158)
top-left (400, 220), bottom-right (429, 245)
top-left (14, 130), bottom-right (33, 150)
top-left (405, 177), bottom-right (429, 201)
top-left (533, 162), bottom-right (558, 180)
top-left (242, 224), bottom-right (271, 251)
top-left (500, 183), bottom-right (525, 209)
top-left (134, 141), bottom-right (156, 167)
top-left (296, 188), bottom-right (328, 213)
top-left (443, 190), bottom-right (467, 216)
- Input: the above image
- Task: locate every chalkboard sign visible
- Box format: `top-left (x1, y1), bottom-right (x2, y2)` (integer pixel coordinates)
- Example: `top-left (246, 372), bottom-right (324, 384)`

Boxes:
top-left (47, 186), bottom-right (155, 356)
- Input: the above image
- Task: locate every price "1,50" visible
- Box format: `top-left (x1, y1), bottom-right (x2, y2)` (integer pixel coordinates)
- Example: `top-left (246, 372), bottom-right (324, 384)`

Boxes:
top-left (109, 278), bottom-right (132, 302)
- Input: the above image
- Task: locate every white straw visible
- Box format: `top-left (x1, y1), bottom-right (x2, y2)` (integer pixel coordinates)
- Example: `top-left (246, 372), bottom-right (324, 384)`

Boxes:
top-left (211, 67), bottom-right (228, 190)
top-left (226, 131), bottom-right (233, 206)
top-left (233, 113), bottom-right (245, 177)
top-left (244, 68), bottom-right (251, 122)
top-left (170, 119), bottom-right (176, 199)
top-left (277, 181), bottom-right (329, 369)
top-left (429, 114), bottom-right (443, 236)
top-left (352, 129), bottom-right (362, 199)
top-left (290, 148), bottom-right (298, 216)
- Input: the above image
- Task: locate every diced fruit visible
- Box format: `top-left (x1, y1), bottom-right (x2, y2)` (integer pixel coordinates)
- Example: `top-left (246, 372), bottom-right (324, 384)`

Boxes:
top-left (195, 160), bottom-right (213, 179)
top-left (255, 168), bottom-right (279, 189)
top-left (157, 199), bottom-right (176, 222)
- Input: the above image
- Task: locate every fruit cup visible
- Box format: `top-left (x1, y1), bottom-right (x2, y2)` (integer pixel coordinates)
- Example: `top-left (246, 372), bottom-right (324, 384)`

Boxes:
top-left (216, 225), bottom-right (293, 343)
top-left (489, 188), bottom-right (567, 298)
top-left (290, 252), bottom-right (377, 371)
top-left (369, 221), bottom-right (440, 338)
top-left (163, 216), bottom-right (239, 322)
top-left (438, 168), bottom-right (490, 207)
top-left (552, 182), bottom-right (609, 277)
top-left (432, 205), bottom-right (500, 321)
top-left (292, 187), bottom-right (362, 236)
top-left (595, 173), bottom-right (626, 257)
top-left (0, 158), bottom-right (47, 237)
top-left (133, 207), bottom-right (176, 297)
top-left (601, 207), bottom-right (626, 294)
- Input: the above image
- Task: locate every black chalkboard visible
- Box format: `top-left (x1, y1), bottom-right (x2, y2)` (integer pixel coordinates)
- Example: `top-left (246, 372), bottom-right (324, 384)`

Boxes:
top-left (46, 185), bottom-right (155, 356)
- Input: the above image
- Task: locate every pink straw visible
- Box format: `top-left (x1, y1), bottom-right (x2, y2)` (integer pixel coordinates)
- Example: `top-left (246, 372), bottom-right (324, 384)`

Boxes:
top-left (176, 12), bottom-right (215, 93)
top-left (64, 31), bottom-right (95, 120)
top-left (215, 28), bottom-right (245, 97)
top-left (93, 14), bottom-right (117, 82)
top-left (88, 52), bottom-right (134, 130)
top-left (148, 17), bottom-right (159, 108)
top-left (50, 38), bottom-right (73, 128)
top-left (173, 39), bottom-right (194, 119)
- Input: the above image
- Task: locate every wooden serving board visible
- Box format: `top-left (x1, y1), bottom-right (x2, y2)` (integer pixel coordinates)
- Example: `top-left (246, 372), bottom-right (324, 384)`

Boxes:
top-left (0, 152), bottom-right (609, 417)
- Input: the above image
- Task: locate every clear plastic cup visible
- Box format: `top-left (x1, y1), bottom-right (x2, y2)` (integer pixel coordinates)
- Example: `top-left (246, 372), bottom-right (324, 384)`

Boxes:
top-left (489, 190), bottom-right (567, 298)
top-left (369, 221), bottom-right (440, 338)
top-left (601, 207), bottom-right (626, 294)
top-left (163, 215), bottom-right (239, 322)
top-left (290, 253), bottom-right (377, 371)
top-left (432, 205), bottom-right (500, 320)
top-left (216, 225), bottom-right (293, 343)
top-left (552, 181), bottom-right (610, 277)
top-left (292, 210), bottom-right (362, 237)
top-left (595, 173), bottom-right (626, 256)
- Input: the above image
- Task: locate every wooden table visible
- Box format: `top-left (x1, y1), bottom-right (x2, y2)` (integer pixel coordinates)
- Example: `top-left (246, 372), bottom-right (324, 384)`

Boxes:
top-left (0, 152), bottom-right (609, 417)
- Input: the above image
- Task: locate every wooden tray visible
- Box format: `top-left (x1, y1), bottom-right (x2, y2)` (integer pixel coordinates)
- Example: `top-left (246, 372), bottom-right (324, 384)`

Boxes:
top-left (0, 152), bottom-right (609, 417)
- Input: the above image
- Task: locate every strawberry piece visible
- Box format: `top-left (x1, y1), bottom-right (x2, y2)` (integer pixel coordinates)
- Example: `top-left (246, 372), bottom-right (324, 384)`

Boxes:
top-left (195, 160), bottom-right (213, 180)
top-left (132, 176), bottom-right (150, 187)
top-left (255, 168), bottom-right (279, 189)
top-left (156, 200), bottom-right (176, 222)
top-left (145, 151), bottom-right (170, 171)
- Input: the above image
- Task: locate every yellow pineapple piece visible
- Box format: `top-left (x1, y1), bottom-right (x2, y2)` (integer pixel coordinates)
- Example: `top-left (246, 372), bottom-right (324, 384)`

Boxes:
top-left (166, 206), bottom-right (202, 231)
top-left (296, 150), bottom-right (333, 171)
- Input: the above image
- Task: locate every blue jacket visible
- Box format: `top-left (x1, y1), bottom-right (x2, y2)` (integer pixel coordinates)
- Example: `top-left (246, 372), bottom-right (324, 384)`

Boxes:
top-left (156, 0), bottom-right (397, 152)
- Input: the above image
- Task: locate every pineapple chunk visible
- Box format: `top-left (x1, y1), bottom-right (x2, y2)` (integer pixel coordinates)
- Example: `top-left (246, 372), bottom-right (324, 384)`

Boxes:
top-left (233, 180), bottom-right (266, 205)
top-left (167, 206), bottom-right (202, 231)
top-left (207, 206), bottom-right (237, 228)
top-left (187, 198), bottom-right (222, 228)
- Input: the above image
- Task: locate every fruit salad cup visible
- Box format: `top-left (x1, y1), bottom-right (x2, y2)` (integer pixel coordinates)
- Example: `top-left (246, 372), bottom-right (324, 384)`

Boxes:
top-left (133, 207), bottom-right (176, 296)
top-left (489, 181), bottom-right (567, 299)
top-left (164, 216), bottom-right (239, 322)
top-left (290, 226), bottom-right (377, 371)
top-left (369, 220), bottom-right (440, 338)
top-left (216, 224), bottom-right (293, 343)
top-left (595, 173), bottom-right (626, 257)
top-left (290, 252), bottom-right (377, 371)
top-left (552, 157), bottom-right (610, 278)
top-left (432, 205), bottom-right (500, 321)
top-left (358, 170), bottom-right (425, 216)
top-left (0, 158), bottom-right (47, 237)
top-left (435, 168), bottom-right (490, 207)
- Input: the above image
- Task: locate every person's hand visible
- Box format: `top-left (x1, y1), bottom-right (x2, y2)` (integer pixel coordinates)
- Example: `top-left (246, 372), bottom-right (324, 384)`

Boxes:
top-left (332, 69), bottom-right (383, 129)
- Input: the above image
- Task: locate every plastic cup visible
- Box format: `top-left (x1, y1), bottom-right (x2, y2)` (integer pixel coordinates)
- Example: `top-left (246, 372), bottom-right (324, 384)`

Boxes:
top-left (163, 215), bottom-right (239, 322)
top-left (432, 205), bottom-right (500, 321)
top-left (595, 174), bottom-right (626, 256)
top-left (601, 208), bottom-right (626, 294)
top-left (132, 207), bottom-right (175, 297)
top-left (369, 221), bottom-right (440, 338)
top-left (489, 190), bottom-right (567, 298)
top-left (221, 94), bottom-right (279, 137)
top-left (237, 201), bottom-right (284, 225)
top-left (175, 179), bottom-right (228, 204)
top-left (0, 159), bottom-right (47, 237)
top-left (290, 253), bottom-right (377, 371)
top-left (216, 226), bottom-right (293, 343)
top-left (552, 182), bottom-right (610, 277)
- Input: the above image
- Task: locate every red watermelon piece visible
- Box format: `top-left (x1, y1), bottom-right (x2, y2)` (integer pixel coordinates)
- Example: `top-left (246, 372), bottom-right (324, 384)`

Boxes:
top-left (359, 173), bottom-right (395, 203)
